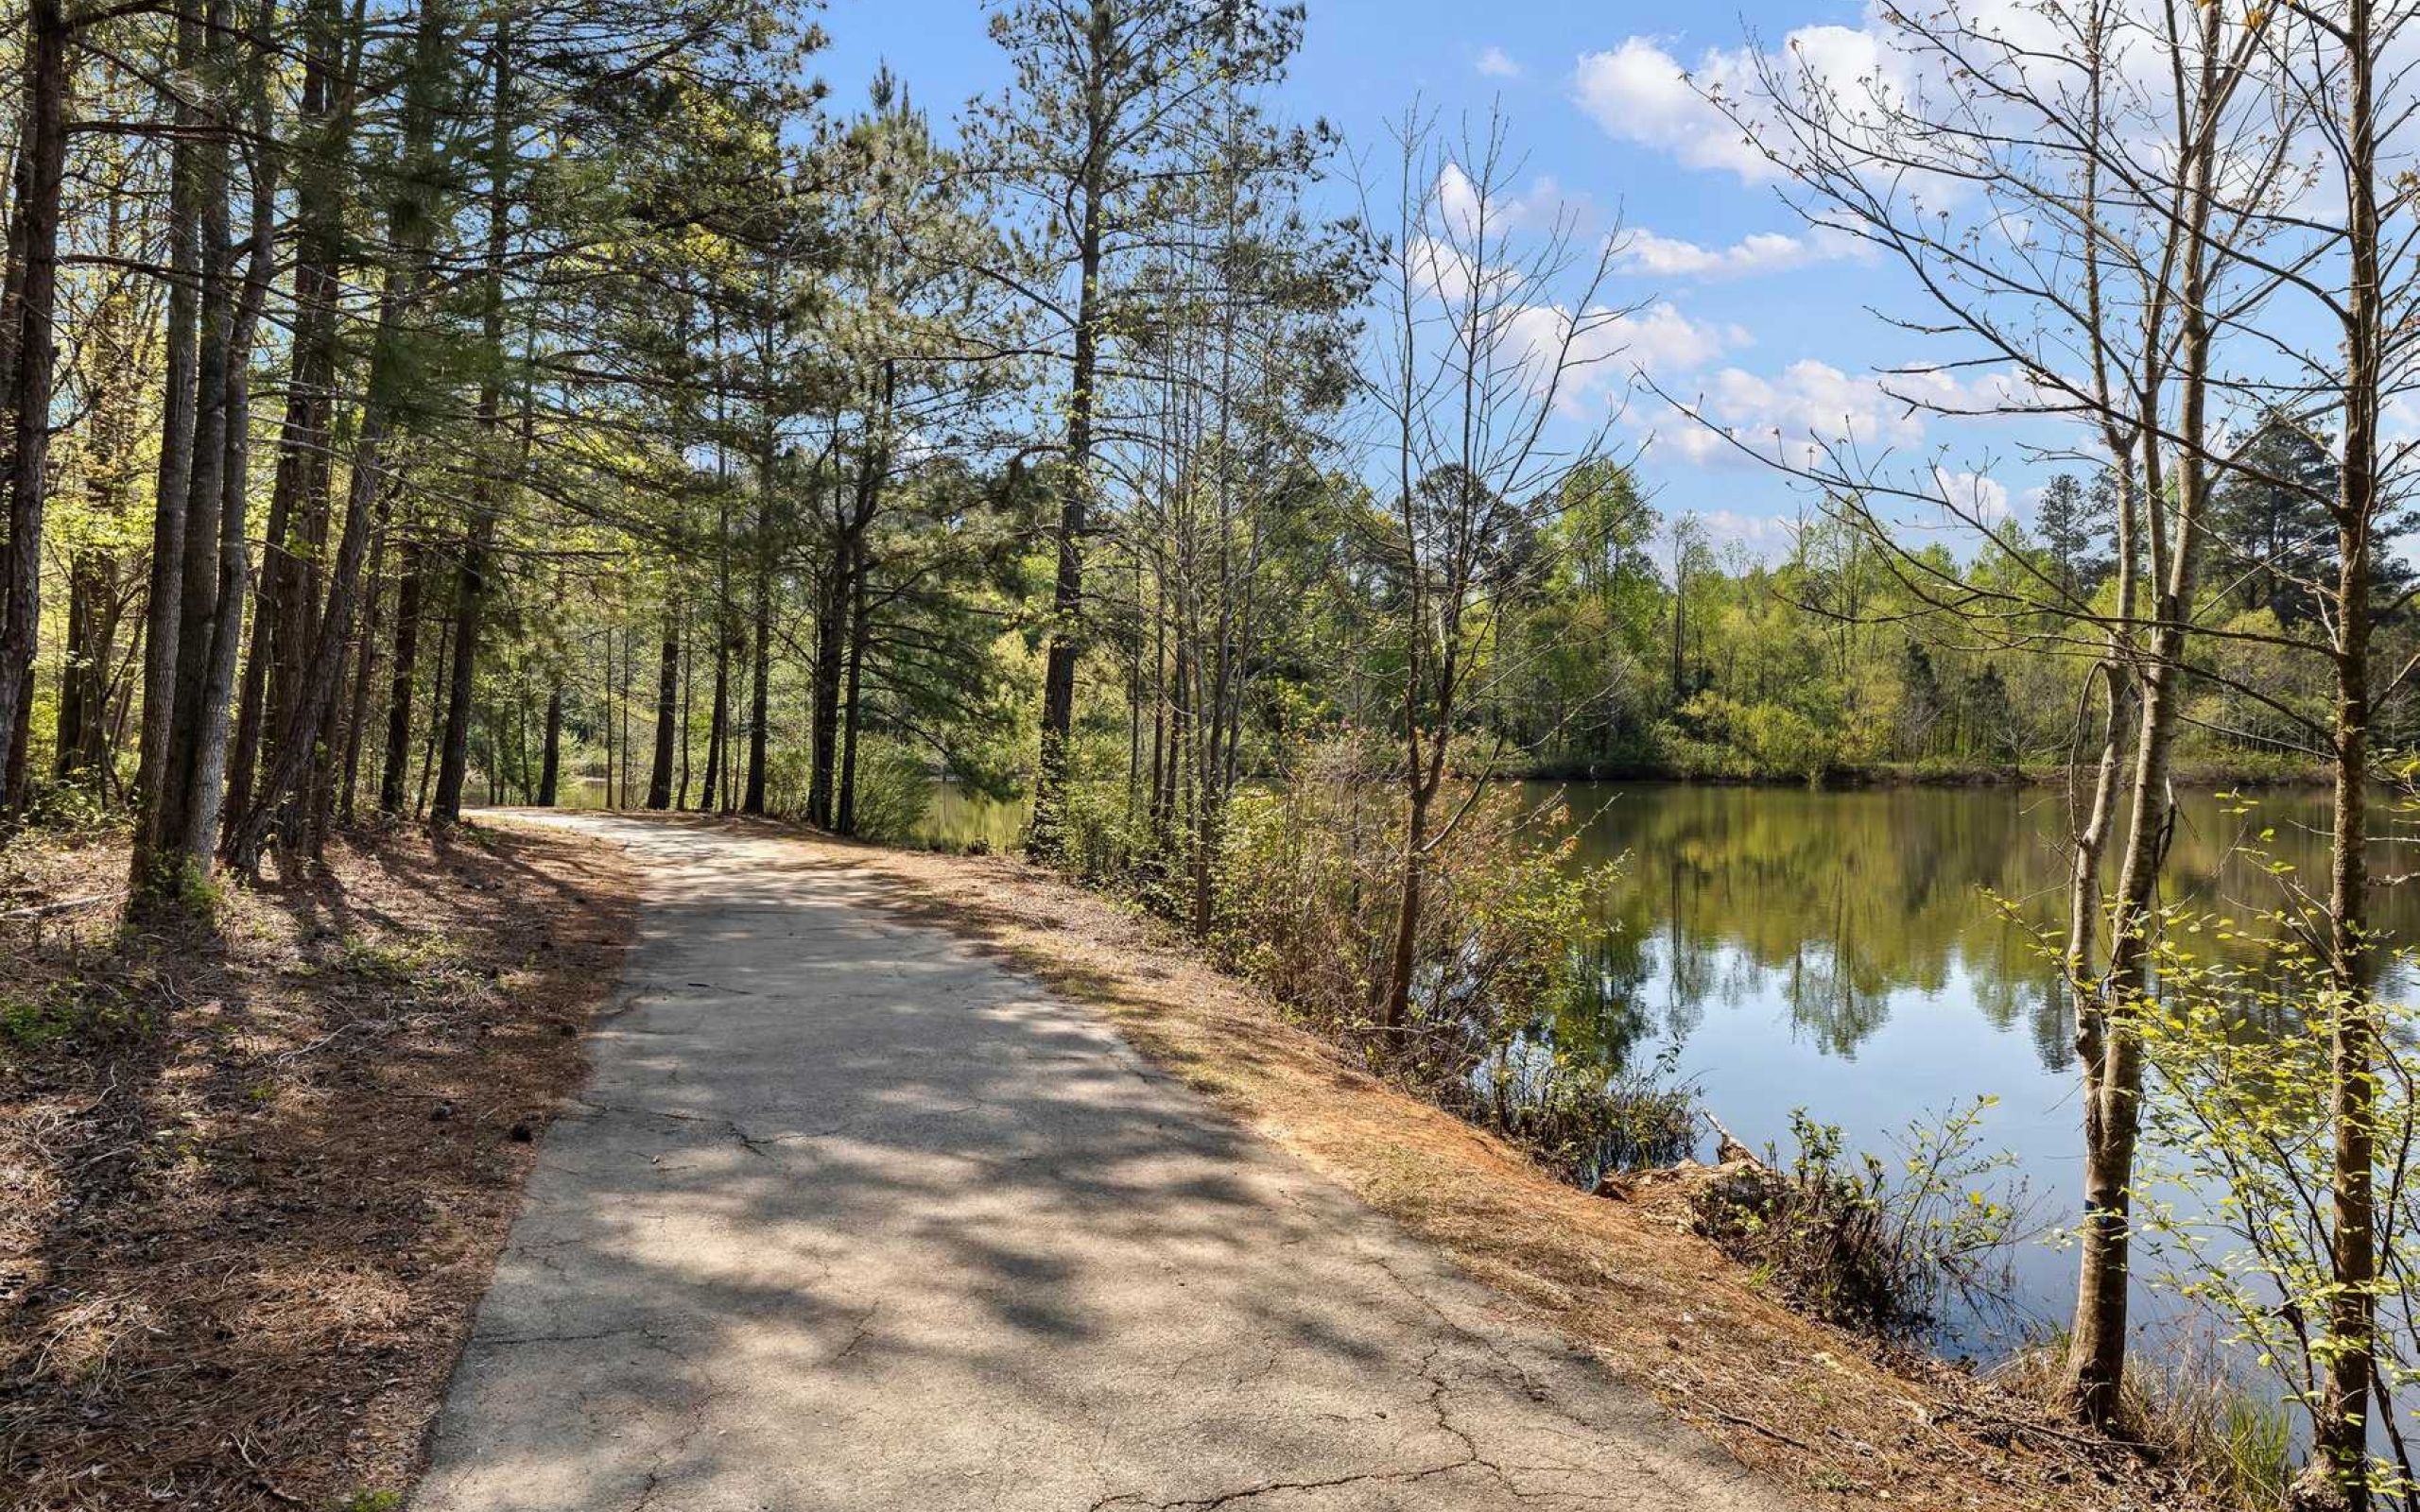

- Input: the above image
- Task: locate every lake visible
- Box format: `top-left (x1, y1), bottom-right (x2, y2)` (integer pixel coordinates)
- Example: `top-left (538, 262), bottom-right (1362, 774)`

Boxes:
top-left (917, 779), bottom-right (2420, 1357)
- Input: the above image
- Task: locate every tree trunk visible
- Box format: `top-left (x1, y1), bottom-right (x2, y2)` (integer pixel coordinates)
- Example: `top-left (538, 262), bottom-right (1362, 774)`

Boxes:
top-left (158, 0), bottom-right (240, 860)
top-left (836, 534), bottom-right (869, 835)
top-left (233, 0), bottom-right (348, 847)
top-left (2061, 9), bottom-right (2226, 1422)
top-left (2305, 5), bottom-right (2384, 1496)
top-left (676, 622), bottom-right (692, 808)
top-left (742, 465), bottom-right (773, 816)
top-left (646, 608), bottom-right (677, 809)
top-left (415, 610), bottom-right (451, 818)
top-left (1028, 14), bottom-right (1109, 854)
top-left (227, 0), bottom-right (453, 871)
top-left (52, 188), bottom-right (141, 786)
top-left (337, 524), bottom-right (386, 827)
top-left (536, 684), bottom-right (562, 806)
top-left (429, 520), bottom-right (491, 823)
top-left (129, 1), bottom-right (207, 900)
top-left (806, 560), bottom-right (844, 825)
top-left (178, 0), bottom-right (283, 860)
top-left (379, 542), bottom-right (426, 815)
top-left (56, 551), bottom-right (104, 779)
top-left (0, 0), bottom-right (70, 814)
top-left (1381, 784), bottom-right (1429, 1038)
top-left (430, 18), bottom-right (514, 827)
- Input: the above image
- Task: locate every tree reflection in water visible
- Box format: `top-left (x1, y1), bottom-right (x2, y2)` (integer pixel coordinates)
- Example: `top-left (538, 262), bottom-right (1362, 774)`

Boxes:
top-left (1536, 781), bottom-right (2408, 1077)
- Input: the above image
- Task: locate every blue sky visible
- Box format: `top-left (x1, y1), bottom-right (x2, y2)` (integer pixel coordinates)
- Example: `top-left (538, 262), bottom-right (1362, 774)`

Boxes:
top-left (813, 0), bottom-right (2028, 559)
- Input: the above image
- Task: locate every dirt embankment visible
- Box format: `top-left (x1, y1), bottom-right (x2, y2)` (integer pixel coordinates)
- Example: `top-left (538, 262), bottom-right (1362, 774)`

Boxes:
top-left (0, 822), bottom-right (636, 1511)
top-left (787, 828), bottom-right (2204, 1512)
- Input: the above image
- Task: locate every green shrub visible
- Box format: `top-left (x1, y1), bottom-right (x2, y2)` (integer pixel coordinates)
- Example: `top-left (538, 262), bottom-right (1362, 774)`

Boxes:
top-left (1691, 1101), bottom-right (2019, 1337)
top-left (1047, 737), bottom-right (1164, 888)
top-left (1994, 1329), bottom-right (2291, 1510)
top-left (1447, 1051), bottom-right (1697, 1182)
top-left (0, 981), bottom-right (139, 1054)
top-left (0, 987), bottom-right (81, 1051)
top-left (846, 739), bottom-right (938, 845)
top-left (1211, 734), bottom-right (1615, 1091)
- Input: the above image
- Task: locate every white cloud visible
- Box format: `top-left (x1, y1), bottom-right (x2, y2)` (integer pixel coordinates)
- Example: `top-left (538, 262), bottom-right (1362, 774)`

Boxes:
top-left (1649, 357), bottom-right (2049, 480)
top-left (1616, 226), bottom-right (1860, 281)
top-left (1567, 29), bottom-right (1912, 183)
top-left (1399, 230), bottom-right (1743, 410)
top-left (1476, 44), bottom-right (1522, 79)
top-left (1695, 508), bottom-right (1804, 561)
top-left (1570, 38), bottom-right (1771, 181)
top-left (1932, 467), bottom-right (2012, 524)
top-left (1403, 233), bottom-right (1507, 308)
top-left (1601, 301), bottom-right (1746, 374)
top-left (1653, 358), bottom-right (1945, 470)
top-left (1572, 9), bottom-right (2061, 192)
top-left (2386, 395), bottom-right (2420, 444)
top-left (1463, 300), bottom-right (1739, 415)
top-left (1433, 163), bottom-right (1581, 239)
top-left (1403, 166), bottom-right (1746, 414)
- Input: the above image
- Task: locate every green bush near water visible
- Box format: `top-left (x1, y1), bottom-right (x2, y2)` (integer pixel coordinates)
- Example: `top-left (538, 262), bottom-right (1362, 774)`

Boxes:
top-left (1690, 1102), bottom-right (2021, 1338)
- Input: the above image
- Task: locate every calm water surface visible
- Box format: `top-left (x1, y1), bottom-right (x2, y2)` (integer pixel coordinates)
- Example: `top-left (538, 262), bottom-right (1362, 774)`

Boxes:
top-left (916, 780), bottom-right (2420, 1354)
top-left (1538, 781), bottom-right (2420, 1352)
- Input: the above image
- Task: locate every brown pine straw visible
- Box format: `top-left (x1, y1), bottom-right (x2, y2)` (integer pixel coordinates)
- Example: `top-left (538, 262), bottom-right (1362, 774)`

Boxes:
top-left (0, 821), bottom-right (637, 1511)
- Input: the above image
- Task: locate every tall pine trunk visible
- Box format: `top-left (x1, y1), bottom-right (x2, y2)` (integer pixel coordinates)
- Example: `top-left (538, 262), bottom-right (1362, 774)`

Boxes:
top-left (379, 542), bottom-right (426, 814)
top-left (1028, 12), bottom-right (1109, 853)
top-left (128, 2), bottom-right (208, 902)
top-left (536, 684), bottom-right (562, 806)
top-left (230, 0), bottom-right (454, 870)
top-left (806, 559), bottom-right (844, 825)
top-left (0, 0), bottom-right (70, 813)
top-left (836, 534), bottom-right (869, 835)
top-left (430, 18), bottom-right (514, 826)
top-left (742, 448), bottom-right (773, 816)
top-left (232, 0), bottom-right (348, 850)
top-left (337, 523), bottom-right (386, 826)
top-left (646, 608), bottom-right (677, 809)
top-left (177, 0), bottom-right (283, 860)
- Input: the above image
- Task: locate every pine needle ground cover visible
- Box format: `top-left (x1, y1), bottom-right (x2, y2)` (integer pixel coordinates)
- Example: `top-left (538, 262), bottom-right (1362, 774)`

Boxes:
top-left (0, 822), bottom-right (636, 1511)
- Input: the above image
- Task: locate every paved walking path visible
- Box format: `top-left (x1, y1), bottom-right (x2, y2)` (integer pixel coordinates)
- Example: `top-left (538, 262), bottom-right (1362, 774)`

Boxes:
top-left (411, 812), bottom-right (1786, 1511)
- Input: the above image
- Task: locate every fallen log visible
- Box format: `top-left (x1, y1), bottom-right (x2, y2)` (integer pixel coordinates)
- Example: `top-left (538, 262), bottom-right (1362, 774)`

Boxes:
top-left (0, 890), bottom-right (120, 921)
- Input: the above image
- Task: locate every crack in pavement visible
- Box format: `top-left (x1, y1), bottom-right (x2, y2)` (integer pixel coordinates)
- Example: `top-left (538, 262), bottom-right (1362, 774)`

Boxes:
top-left (623, 1378), bottom-right (728, 1512)
top-left (473, 1324), bottom-right (673, 1349)
top-left (562, 1097), bottom-right (780, 1158)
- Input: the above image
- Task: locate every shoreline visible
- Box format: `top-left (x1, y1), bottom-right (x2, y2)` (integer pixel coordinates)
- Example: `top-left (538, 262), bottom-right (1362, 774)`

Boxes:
top-left (1500, 759), bottom-right (2336, 790)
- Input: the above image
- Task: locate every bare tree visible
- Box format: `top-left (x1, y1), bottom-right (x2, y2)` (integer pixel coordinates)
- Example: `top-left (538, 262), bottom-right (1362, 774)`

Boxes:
top-left (2242, 3), bottom-right (2420, 1500)
top-left (1356, 107), bottom-right (1639, 1042)
top-left (1695, 0), bottom-right (2296, 1422)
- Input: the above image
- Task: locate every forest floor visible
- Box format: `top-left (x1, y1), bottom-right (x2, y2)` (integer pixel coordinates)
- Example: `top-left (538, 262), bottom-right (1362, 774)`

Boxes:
top-left (735, 816), bottom-right (2218, 1512)
top-left (0, 820), bottom-right (638, 1511)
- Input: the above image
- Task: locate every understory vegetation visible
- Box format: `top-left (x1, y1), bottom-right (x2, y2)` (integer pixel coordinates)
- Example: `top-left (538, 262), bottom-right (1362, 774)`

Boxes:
top-left (1196, 735), bottom-right (1697, 1182)
top-left (1688, 1103), bottom-right (2022, 1342)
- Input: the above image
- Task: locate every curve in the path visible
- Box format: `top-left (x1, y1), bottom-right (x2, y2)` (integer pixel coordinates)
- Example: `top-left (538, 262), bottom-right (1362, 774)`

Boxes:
top-left (411, 812), bottom-right (1790, 1512)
